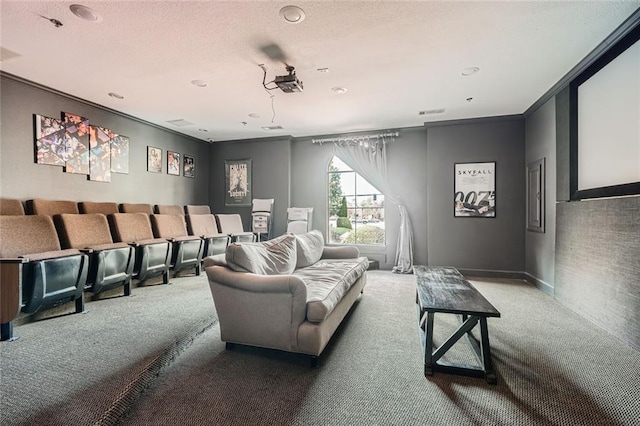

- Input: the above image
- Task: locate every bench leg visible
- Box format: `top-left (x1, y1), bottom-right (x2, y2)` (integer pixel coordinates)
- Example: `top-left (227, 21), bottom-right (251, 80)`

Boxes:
top-left (479, 317), bottom-right (497, 384)
top-left (424, 312), bottom-right (435, 376)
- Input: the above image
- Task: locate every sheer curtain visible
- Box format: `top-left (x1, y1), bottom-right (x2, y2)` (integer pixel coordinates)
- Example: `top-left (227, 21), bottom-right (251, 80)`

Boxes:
top-left (333, 139), bottom-right (414, 273)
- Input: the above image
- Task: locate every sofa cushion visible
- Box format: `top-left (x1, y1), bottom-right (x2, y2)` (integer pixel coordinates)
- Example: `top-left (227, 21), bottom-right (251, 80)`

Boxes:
top-left (225, 233), bottom-right (297, 275)
top-left (294, 230), bottom-right (324, 269)
top-left (294, 257), bottom-right (368, 322)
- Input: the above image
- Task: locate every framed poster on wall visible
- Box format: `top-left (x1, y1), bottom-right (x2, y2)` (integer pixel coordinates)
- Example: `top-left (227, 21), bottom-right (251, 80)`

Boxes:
top-left (183, 155), bottom-right (195, 178)
top-left (167, 151), bottom-right (180, 176)
top-left (454, 162), bottom-right (496, 218)
top-left (225, 158), bottom-right (251, 206)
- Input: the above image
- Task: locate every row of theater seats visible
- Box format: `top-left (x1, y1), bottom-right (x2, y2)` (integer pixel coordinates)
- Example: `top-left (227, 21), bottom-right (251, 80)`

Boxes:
top-left (0, 198), bottom-right (257, 342)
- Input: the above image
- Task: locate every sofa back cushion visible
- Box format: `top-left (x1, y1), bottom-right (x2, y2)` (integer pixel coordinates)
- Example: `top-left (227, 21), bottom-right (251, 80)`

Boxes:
top-left (226, 233), bottom-right (297, 275)
top-left (294, 230), bottom-right (324, 268)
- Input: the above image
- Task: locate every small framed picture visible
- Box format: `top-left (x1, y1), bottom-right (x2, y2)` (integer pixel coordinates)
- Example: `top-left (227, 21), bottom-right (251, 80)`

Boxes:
top-left (184, 155), bottom-right (195, 178)
top-left (167, 151), bottom-right (180, 176)
top-left (147, 146), bottom-right (162, 173)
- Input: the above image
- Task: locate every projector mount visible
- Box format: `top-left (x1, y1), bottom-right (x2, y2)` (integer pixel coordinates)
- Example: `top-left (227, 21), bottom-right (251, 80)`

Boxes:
top-left (260, 64), bottom-right (303, 93)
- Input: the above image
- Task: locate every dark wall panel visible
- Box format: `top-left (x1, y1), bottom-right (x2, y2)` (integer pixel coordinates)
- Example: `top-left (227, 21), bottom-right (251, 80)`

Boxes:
top-left (426, 117), bottom-right (526, 272)
top-left (209, 137), bottom-right (291, 237)
top-left (524, 98), bottom-right (556, 294)
top-left (555, 197), bottom-right (640, 350)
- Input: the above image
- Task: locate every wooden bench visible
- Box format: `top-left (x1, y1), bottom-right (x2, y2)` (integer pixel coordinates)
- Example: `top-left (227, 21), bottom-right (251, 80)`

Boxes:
top-left (415, 265), bottom-right (501, 384)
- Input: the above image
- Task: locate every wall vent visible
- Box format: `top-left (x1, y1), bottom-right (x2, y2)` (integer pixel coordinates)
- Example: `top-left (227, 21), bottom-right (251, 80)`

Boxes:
top-left (418, 108), bottom-right (446, 115)
top-left (166, 119), bottom-right (194, 127)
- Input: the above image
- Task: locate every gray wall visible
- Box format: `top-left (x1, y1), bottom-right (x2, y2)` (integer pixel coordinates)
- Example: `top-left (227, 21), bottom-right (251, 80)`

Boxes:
top-left (524, 99), bottom-right (557, 294)
top-left (426, 117), bottom-right (526, 273)
top-left (0, 75), bottom-right (210, 206)
top-left (555, 197), bottom-right (640, 351)
top-left (290, 127), bottom-right (429, 269)
top-left (208, 137), bottom-right (291, 237)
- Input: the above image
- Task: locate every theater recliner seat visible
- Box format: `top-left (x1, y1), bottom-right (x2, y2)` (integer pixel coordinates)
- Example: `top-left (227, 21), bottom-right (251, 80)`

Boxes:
top-left (155, 205), bottom-right (184, 215)
top-left (184, 205), bottom-right (211, 215)
top-left (79, 201), bottom-right (119, 215)
top-left (108, 213), bottom-right (171, 284)
top-left (215, 214), bottom-right (256, 243)
top-left (27, 198), bottom-right (79, 215)
top-left (0, 198), bottom-right (25, 215)
top-left (186, 214), bottom-right (230, 257)
top-left (0, 215), bottom-right (88, 341)
top-left (119, 203), bottom-right (154, 215)
top-left (151, 214), bottom-right (204, 276)
top-left (56, 214), bottom-right (135, 297)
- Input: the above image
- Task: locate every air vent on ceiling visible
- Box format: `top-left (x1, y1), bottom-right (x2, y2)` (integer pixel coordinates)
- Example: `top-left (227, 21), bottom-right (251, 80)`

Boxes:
top-left (261, 125), bottom-right (283, 131)
top-left (166, 119), bottom-right (194, 127)
top-left (419, 108), bottom-right (446, 116)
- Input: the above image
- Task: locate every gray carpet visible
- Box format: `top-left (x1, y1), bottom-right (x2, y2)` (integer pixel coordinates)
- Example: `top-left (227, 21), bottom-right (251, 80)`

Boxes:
top-left (0, 274), bottom-right (217, 426)
top-left (2, 271), bottom-right (639, 425)
top-left (116, 271), bottom-right (640, 426)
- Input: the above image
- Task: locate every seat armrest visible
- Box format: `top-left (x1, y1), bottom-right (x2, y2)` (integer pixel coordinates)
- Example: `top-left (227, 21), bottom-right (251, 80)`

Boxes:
top-left (321, 246), bottom-right (360, 259)
top-left (0, 258), bottom-right (28, 264)
top-left (205, 265), bottom-right (308, 351)
top-left (205, 265), bottom-right (306, 295)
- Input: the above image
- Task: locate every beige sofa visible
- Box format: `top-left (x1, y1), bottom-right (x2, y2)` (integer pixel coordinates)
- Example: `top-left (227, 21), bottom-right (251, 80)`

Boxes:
top-left (204, 230), bottom-right (368, 365)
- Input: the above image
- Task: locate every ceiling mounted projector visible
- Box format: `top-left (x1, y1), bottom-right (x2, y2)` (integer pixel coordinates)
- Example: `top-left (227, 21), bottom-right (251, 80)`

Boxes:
top-left (274, 66), bottom-right (303, 93)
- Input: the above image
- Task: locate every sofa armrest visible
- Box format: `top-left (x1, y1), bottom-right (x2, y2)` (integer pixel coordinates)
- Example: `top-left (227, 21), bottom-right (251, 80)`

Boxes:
top-left (205, 265), bottom-right (308, 352)
top-left (321, 245), bottom-right (360, 259)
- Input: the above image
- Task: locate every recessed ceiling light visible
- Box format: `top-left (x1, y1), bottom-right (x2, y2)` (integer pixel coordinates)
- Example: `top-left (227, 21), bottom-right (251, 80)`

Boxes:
top-left (108, 92), bottom-right (124, 99)
top-left (69, 4), bottom-right (102, 22)
top-left (331, 87), bottom-right (347, 94)
top-left (199, 128), bottom-right (208, 132)
top-left (280, 6), bottom-right (305, 24)
top-left (317, 68), bottom-right (330, 73)
top-left (248, 113), bottom-right (260, 119)
top-left (191, 80), bottom-right (208, 87)
top-left (461, 67), bottom-right (480, 76)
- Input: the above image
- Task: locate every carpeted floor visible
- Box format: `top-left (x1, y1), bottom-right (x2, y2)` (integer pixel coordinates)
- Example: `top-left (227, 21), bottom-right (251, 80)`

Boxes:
top-left (2, 271), bottom-right (639, 425)
top-left (117, 271), bottom-right (639, 426)
top-left (0, 274), bottom-right (217, 426)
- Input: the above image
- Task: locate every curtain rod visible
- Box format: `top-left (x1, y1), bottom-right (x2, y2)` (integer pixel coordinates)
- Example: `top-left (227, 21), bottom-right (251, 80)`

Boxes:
top-left (311, 132), bottom-right (399, 145)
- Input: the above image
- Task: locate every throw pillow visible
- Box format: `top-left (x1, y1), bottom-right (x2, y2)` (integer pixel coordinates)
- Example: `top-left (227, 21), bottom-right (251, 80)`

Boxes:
top-left (225, 233), bottom-right (297, 275)
top-left (294, 230), bottom-right (324, 269)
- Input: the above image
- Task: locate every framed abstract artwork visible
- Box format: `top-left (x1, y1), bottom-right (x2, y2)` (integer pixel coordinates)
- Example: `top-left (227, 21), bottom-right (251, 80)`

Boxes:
top-left (62, 112), bottom-right (90, 175)
top-left (34, 114), bottom-right (66, 167)
top-left (110, 134), bottom-right (130, 174)
top-left (88, 125), bottom-right (112, 182)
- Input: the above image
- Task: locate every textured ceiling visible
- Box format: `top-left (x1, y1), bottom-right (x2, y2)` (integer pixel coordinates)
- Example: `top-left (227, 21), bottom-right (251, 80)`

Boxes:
top-left (1, 1), bottom-right (639, 142)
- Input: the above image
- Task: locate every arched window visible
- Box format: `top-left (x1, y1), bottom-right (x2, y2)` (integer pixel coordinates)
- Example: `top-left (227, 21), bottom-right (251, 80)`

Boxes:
top-left (327, 156), bottom-right (385, 245)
